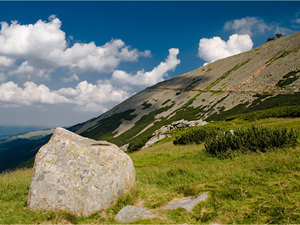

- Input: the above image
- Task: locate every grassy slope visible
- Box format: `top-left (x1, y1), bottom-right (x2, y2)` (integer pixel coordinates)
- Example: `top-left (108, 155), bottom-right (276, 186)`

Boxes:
top-left (1, 118), bottom-right (299, 224)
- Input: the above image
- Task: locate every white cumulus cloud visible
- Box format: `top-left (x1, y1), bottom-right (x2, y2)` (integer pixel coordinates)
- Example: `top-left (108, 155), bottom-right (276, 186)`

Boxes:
top-left (58, 81), bottom-right (130, 112)
top-left (112, 48), bottom-right (180, 88)
top-left (224, 17), bottom-right (271, 36)
top-left (0, 48), bottom-right (181, 112)
top-left (0, 81), bottom-right (69, 105)
top-left (198, 34), bottom-right (253, 64)
top-left (0, 16), bottom-right (150, 81)
top-left (0, 80), bottom-right (130, 113)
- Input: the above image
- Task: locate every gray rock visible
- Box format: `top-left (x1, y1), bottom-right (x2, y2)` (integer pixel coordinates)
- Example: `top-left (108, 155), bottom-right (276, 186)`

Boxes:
top-left (142, 119), bottom-right (207, 149)
top-left (161, 193), bottom-right (208, 212)
top-left (28, 127), bottom-right (135, 216)
top-left (115, 205), bottom-right (159, 223)
top-left (142, 134), bottom-right (169, 149)
top-left (119, 143), bottom-right (129, 151)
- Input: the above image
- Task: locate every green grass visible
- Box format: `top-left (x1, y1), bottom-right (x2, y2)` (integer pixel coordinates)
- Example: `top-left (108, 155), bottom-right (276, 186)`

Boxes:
top-left (1, 118), bottom-right (299, 224)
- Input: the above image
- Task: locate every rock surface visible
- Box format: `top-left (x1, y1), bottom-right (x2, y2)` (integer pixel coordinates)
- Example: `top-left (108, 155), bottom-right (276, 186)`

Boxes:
top-left (27, 127), bottom-right (135, 216)
top-left (161, 193), bottom-right (208, 212)
top-left (115, 205), bottom-right (159, 223)
top-left (142, 119), bottom-right (207, 149)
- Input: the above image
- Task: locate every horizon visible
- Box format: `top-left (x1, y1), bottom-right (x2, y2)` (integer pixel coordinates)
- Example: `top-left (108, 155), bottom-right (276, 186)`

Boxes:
top-left (0, 1), bottom-right (299, 127)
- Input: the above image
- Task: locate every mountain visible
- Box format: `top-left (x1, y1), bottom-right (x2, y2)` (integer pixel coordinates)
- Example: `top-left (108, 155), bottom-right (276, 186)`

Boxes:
top-left (0, 125), bottom-right (49, 139)
top-left (73, 32), bottom-right (300, 147)
top-left (1, 32), bottom-right (300, 172)
top-left (0, 129), bottom-right (53, 172)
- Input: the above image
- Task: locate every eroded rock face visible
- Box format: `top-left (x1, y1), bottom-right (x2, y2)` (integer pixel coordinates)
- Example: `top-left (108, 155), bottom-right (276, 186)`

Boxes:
top-left (28, 127), bottom-right (135, 216)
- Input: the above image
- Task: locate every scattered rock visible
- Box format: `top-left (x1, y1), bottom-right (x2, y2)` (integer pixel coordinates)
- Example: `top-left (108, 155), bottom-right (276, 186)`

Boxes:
top-left (142, 119), bottom-right (207, 149)
top-left (28, 127), bottom-right (135, 216)
top-left (142, 134), bottom-right (170, 149)
top-left (161, 193), bottom-right (208, 212)
top-left (115, 205), bottom-right (159, 223)
top-left (119, 143), bottom-right (129, 151)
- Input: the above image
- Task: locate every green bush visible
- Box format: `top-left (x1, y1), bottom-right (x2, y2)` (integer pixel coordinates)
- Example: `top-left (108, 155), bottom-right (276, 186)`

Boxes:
top-left (173, 126), bottom-right (220, 145)
top-left (127, 135), bottom-right (152, 153)
top-left (205, 126), bottom-right (299, 157)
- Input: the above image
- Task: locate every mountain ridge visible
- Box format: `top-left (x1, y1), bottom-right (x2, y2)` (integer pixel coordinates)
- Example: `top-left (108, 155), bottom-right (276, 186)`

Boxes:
top-left (73, 32), bottom-right (300, 147)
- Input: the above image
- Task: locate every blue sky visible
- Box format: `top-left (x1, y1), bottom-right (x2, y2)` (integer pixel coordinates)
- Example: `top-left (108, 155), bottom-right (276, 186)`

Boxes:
top-left (0, 1), bottom-right (299, 127)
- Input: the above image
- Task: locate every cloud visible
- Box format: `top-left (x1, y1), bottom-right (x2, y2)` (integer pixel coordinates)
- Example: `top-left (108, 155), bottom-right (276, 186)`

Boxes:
top-left (62, 74), bottom-right (79, 83)
top-left (0, 81), bottom-right (69, 105)
top-left (0, 16), bottom-right (150, 81)
top-left (0, 48), bottom-right (180, 112)
top-left (0, 80), bottom-right (130, 112)
top-left (293, 18), bottom-right (300, 24)
top-left (224, 16), bottom-right (295, 37)
top-left (8, 61), bottom-right (51, 81)
top-left (58, 81), bottom-right (130, 112)
top-left (112, 48), bottom-right (180, 88)
top-left (224, 17), bottom-right (272, 36)
top-left (275, 25), bottom-right (294, 35)
top-left (198, 34), bottom-right (253, 64)
top-left (0, 56), bottom-right (15, 67)
top-left (0, 72), bottom-right (5, 81)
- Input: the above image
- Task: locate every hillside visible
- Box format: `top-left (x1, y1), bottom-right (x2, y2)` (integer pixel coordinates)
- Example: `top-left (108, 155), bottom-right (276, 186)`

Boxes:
top-left (0, 129), bottom-right (53, 172)
top-left (1, 118), bottom-right (299, 224)
top-left (73, 32), bottom-right (300, 147)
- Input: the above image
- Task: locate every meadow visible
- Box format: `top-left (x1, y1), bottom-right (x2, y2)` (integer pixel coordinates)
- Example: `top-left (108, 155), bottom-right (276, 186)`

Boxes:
top-left (0, 118), bottom-right (299, 224)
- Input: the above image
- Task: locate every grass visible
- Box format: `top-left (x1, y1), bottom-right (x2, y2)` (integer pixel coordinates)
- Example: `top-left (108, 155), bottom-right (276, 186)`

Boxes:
top-left (1, 118), bottom-right (299, 224)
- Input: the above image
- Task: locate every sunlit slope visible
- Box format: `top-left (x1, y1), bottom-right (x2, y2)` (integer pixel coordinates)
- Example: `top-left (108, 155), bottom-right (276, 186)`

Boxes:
top-left (73, 32), bottom-right (300, 146)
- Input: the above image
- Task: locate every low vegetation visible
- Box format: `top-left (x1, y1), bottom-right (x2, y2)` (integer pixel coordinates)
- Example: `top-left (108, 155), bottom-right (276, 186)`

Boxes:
top-left (80, 109), bottom-right (137, 142)
top-left (205, 126), bottom-right (298, 157)
top-left (173, 126), bottom-right (220, 145)
top-left (207, 93), bottom-right (300, 121)
top-left (141, 101), bottom-right (152, 109)
top-left (276, 68), bottom-right (300, 88)
top-left (1, 118), bottom-right (299, 224)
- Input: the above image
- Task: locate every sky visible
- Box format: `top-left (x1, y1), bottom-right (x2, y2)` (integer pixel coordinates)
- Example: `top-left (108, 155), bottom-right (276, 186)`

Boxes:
top-left (0, 1), bottom-right (299, 128)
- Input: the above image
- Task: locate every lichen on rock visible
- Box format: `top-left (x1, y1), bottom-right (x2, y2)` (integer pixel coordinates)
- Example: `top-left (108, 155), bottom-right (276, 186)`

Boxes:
top-left (27, 127), bottom-right (135, 216)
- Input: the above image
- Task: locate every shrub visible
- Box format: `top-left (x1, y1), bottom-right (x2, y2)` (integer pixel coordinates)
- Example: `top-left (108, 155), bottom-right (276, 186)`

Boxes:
top-left (205, 126), bottom-right (299, 157)
top-left (141, 101), bottom-right (152, 109)
top-left (127, 135), bottom-right (152, 153)
top-left (173, 126), bottom-right (220, 145)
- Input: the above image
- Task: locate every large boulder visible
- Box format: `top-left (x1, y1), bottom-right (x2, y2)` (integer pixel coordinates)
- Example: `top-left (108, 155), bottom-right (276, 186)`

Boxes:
top-left (27, 127), bottom-right (135, 216)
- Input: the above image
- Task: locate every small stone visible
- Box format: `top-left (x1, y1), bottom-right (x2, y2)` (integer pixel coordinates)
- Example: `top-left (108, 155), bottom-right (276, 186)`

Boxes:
top-left (115, 205), bottom-right (159, 223)
top-left (161, 193), bottom-right (208, 212)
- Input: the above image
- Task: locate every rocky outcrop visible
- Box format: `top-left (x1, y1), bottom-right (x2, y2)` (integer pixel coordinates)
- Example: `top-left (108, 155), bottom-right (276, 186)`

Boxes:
top-left (161, 193), bottom-right (208, 212)
top-left (27, 127), bottom-right (135, 216)
top-left (142, 119), bottom-right (207, 149)
top-left (115, 205), bottom-right (159, 223)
